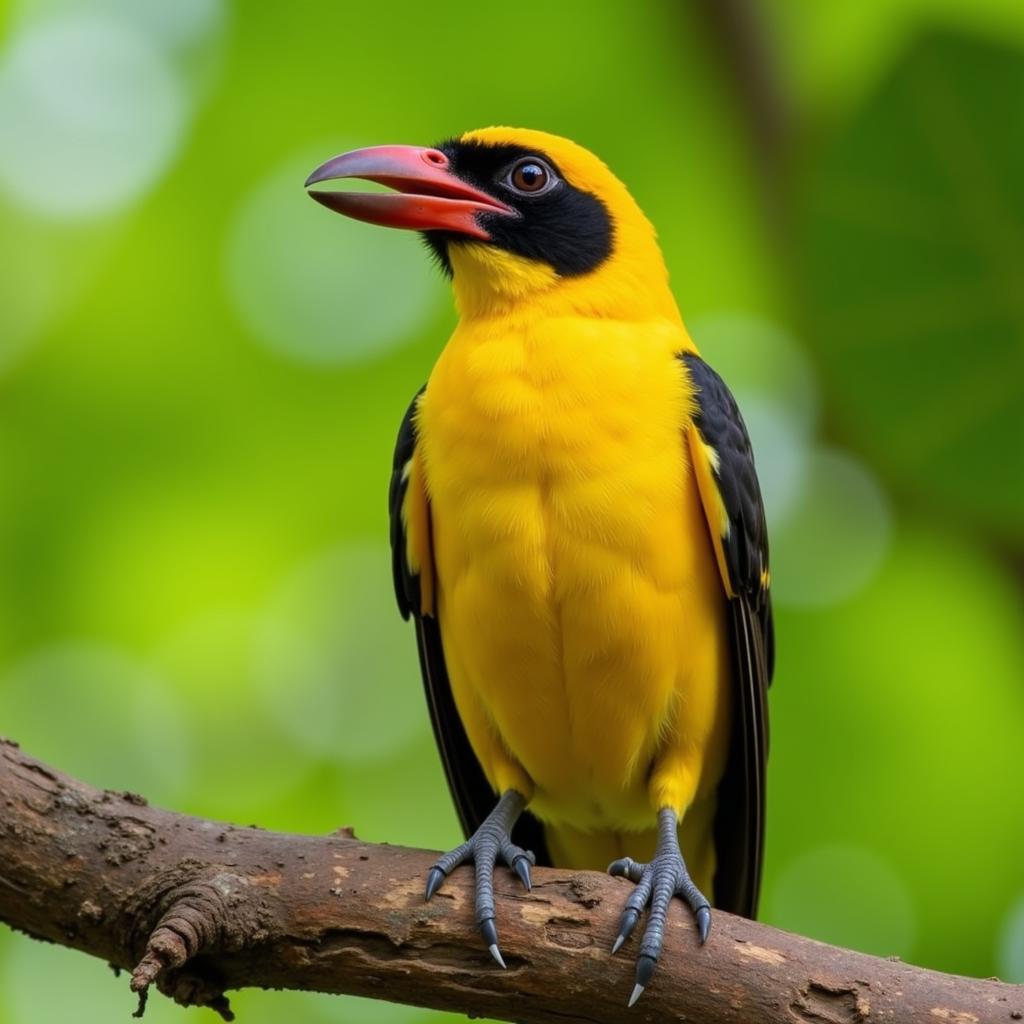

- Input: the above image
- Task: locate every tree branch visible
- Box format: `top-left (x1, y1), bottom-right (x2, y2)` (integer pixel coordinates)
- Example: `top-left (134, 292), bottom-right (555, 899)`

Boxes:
top-left (692, 0), bottom-right (796, 245)
top-left (0, 737), bottom-right (1020, 1024)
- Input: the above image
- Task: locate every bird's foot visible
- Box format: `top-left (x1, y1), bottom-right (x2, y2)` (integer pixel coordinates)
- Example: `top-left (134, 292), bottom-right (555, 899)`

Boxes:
top-left (608, 808), bottom-right (711, 1007)
top-left (424, 789), bottom-right (534, 968)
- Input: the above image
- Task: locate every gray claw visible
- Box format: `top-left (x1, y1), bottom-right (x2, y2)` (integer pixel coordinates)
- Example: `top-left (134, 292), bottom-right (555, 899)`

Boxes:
top-left (611, 908), bottom-right (640, 954)
top-left (480, 917), bottom-right (504, 967)
top-left (608, 857), bottom-right (630, 876)
top-left (424, 867), bottom-right (446, 901)
top-left (479, 916), bottom-right (499, 947)
top-left (635, 953), bottom-right (656, 988)
top-left (608, 857), bottom-right (644, 883)
top-left (512, 855), bottom-right (533, 891)
top-left (696, 905), bottom-right (711, 944)
top-left (628, 954), bottom-right (657, 1007)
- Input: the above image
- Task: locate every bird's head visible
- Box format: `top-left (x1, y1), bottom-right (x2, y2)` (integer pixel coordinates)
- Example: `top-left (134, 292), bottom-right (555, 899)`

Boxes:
top-left (306, 128), bottom-right (679, 322)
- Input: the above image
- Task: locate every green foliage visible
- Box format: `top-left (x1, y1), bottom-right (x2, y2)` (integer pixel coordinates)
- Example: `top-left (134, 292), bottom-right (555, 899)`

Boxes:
top-left (801, 32), bottom-right (1024, 539)
top-left (767, 529), bottom-right (1024, 977)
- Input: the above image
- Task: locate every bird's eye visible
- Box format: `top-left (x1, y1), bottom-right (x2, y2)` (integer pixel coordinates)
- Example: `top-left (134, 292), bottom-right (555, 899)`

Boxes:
top-left (505, 158), bottom-right (556, 196)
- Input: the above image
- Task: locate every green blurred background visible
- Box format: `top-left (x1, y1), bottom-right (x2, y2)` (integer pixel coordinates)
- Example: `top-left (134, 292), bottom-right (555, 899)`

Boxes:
top-left (2, 1), bottom-right (1023, 1021)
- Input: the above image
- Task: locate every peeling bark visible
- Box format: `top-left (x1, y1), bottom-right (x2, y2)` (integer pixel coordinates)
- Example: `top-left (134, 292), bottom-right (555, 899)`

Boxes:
top-left (0, 737), bottom-right (1021, 1023)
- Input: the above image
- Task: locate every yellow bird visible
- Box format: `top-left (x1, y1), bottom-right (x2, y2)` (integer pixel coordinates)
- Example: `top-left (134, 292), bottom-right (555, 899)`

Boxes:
top-left (306, 128), bottom-right (773, 1004)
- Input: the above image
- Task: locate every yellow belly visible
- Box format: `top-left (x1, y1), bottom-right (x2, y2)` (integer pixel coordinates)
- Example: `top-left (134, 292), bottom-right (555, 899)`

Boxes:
top-left (419, 314), bottom-right (730, 836)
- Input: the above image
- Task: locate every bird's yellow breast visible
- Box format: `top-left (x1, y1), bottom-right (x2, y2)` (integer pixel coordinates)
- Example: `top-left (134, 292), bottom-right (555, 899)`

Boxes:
top-left (418, 314), bottom-right (729, 833)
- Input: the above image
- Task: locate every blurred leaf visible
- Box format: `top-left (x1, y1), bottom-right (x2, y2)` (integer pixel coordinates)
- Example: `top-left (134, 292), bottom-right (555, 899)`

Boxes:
top-left (769, 446), bottom-right (891, 607)
top-left (773, 0), bottom-right (1024, 121)
top-left (800, 31), bottom-right (1024, 540)
top-left (764, 524), bottom-right (1024, 976)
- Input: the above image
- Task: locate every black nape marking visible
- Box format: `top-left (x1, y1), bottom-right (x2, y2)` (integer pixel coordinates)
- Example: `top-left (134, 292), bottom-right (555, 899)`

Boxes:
top-left (422, 138), bottom-right (613, 279)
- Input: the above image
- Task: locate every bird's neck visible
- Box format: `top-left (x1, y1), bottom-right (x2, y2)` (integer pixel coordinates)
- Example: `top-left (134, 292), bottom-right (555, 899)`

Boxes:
top-left (448, 238), bottom-right (683, 327)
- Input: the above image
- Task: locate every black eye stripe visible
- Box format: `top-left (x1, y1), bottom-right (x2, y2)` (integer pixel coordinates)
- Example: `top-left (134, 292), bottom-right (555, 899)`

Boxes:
top-left (424, 138), bottom-right (613, 278)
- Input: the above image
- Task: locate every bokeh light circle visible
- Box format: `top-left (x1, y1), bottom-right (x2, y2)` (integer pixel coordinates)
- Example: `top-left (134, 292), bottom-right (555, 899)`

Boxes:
top-left (769, 844), bottom-right (917, 958)
top-left (0, 15), bottom-right (187, 219)
top-left (689, 312), bottom-right (820, 437)
top-left (737, 396), bottom-right (810, 528)
top-left (769, 446), bottom-right (891, 607)
top-left (255, 542), bottom-right (430, 762)
top-left (226, 146), bottom-right (444, 365)
top-left (687, 312), bottom-right (820, 535)
top-left (101, 0), bottom-right (226, 51)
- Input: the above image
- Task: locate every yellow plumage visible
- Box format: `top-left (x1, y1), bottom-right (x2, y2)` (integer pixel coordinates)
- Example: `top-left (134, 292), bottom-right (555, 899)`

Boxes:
top-left (408, 129), bottom-right (731, 892)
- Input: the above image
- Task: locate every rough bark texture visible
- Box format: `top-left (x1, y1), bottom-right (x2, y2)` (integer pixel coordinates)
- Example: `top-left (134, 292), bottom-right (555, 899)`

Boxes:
top-left (1, 737), bottom-right (1021, 1024)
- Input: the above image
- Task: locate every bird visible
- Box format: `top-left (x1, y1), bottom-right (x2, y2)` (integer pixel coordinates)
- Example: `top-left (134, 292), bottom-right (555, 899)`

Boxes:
top-left (305, 127), bottom-right (773, 1005)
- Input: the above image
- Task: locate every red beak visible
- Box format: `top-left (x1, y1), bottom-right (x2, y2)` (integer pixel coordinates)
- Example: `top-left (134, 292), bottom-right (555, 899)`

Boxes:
top-left (305, 145), bottom-right (514, 240)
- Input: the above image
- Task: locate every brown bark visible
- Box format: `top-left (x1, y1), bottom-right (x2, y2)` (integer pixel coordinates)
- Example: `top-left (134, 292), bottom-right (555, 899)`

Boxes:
top-left (0, 737), bottom-right (1020, 1023)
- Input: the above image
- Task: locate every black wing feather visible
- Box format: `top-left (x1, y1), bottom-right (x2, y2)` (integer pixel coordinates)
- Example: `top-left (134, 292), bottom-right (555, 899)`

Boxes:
top-left (389, 389), bottom-right (550, 862)
top-left (681, 353), bottom-right (774, 919)
top-left (389, 387), bottom-right (425, 621)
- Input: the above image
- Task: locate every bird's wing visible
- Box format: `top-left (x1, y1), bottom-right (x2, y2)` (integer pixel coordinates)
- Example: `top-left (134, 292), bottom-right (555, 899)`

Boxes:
top-left (389, 388), bottom-right (550, 861)
top-left (680, 353), bottom-right (774, 919)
